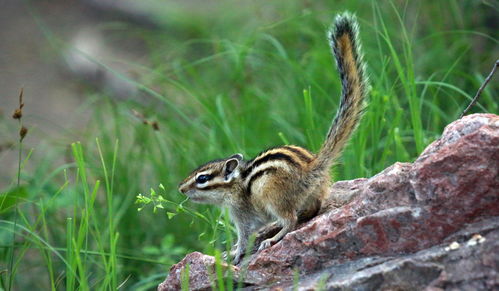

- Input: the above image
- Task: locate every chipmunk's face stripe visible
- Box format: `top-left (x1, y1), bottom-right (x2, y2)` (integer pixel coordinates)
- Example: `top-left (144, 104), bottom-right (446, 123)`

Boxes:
top-left (201, 182), bottom-right (235, 191)
top-left (179, 160), bottom-right (224, 185)
top-left (246, 167), bottom-right (278, 195)
top-left (242, 152), bottom-right (299, 179)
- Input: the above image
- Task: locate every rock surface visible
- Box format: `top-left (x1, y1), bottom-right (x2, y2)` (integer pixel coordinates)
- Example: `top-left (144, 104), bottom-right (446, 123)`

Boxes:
top-left (158, 252), bottom-right (239, 291)
top-left (158, 113), bottom-right (499, 290)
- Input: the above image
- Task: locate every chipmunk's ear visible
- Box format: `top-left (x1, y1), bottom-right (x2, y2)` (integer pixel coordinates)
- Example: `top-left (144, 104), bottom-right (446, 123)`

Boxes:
top-left (223, 157), bottom-right (241, 181)
top-left (229, 153), bottom-right (244, 161)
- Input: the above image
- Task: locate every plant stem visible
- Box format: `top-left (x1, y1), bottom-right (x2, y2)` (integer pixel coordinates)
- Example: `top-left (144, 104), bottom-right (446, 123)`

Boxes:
top-left (460, 60), bottom-right (498, 118)
top-left (8, 120), bottom-right (23, 291)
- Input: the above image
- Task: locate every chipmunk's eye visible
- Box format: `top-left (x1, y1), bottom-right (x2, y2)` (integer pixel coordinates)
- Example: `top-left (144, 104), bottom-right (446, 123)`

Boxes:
top-left (196, 174), bottom-right (212, 184)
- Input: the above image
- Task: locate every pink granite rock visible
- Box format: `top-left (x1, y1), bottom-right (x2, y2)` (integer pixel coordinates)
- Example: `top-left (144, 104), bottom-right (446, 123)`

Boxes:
top-left (158, 252), bottom-right (239, 291)
top-left (158, 114), bottom-right (499, 290)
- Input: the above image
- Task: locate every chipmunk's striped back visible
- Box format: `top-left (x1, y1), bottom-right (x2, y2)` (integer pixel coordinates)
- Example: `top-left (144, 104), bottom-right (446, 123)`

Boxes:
top-left (242, 145), bottom-right (314, 194)
top-left (178, 12), bottom-right (369, 264)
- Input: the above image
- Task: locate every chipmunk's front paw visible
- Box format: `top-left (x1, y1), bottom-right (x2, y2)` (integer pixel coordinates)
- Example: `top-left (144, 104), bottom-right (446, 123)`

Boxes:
top-left (222, 251), bottom-right (230, 261)
top-left (230, 247), bottom-right (245, 265)
top-left (258, 238), bottom-right (275, 251)
top-left (232, 252), bottom-right (243, 265)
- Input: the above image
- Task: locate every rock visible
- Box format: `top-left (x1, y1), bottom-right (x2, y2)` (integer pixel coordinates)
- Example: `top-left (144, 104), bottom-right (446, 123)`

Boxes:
top-left (270, 217), bottom-right (499, 290)
top-left (158, 252), bottom-right (239, 291)
top-left (158, 113), bottom-right (499, 291)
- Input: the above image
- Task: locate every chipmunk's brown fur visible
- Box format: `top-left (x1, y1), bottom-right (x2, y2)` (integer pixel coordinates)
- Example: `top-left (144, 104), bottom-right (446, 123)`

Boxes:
top-left (178, 12), bottom-right (369, 264)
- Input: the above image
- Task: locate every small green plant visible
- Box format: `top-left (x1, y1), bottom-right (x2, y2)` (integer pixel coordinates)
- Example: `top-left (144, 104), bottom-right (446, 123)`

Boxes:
top-left (135, 185), bottom-right (237, 264)
top-left (135, 185), bottom-right (207, 222)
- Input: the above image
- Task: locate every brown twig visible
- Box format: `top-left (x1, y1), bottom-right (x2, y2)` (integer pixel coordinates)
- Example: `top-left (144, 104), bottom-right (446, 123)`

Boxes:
top-left (460, 60), bottom-right (498, 119)
top-left (8, 88), bottom-right (27, 291)
top-left (131, 109), bottom-right (160, 131)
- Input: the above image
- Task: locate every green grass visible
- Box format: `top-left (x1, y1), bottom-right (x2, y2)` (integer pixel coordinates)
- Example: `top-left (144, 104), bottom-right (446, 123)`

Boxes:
top-left (1, 0), bottom-right (497, 289)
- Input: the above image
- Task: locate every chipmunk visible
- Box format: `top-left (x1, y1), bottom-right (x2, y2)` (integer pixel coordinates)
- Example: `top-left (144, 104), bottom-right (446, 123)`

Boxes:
top-left (178, 12), bottom-right (369, 264)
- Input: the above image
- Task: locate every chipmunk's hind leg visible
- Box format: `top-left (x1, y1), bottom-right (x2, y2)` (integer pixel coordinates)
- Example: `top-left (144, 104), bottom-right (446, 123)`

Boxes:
top-left (253, 168), bottom-right (302, 251)
top-left (257, 205), bottom-right (297, 251)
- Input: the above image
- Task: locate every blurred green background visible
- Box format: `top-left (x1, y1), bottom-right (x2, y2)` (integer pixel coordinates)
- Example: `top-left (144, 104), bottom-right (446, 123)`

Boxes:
top-left (0, 0), bottom-right (497, 290)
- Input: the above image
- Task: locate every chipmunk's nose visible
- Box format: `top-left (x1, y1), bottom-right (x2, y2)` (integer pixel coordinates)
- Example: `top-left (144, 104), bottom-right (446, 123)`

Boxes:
top-left (178, 184), bottom-right (187, 194)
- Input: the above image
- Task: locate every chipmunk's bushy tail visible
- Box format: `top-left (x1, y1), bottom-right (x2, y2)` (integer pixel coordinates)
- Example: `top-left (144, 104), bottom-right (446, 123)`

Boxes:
top-left (313, 12), bottom-right (370, 173)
